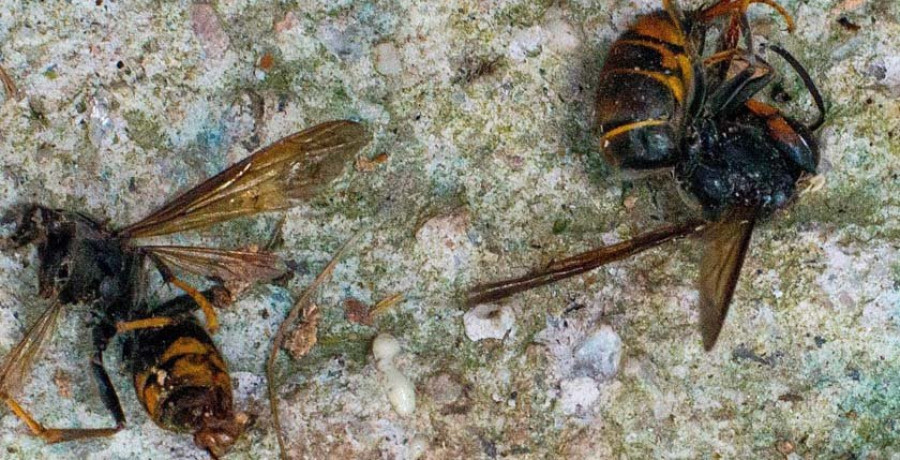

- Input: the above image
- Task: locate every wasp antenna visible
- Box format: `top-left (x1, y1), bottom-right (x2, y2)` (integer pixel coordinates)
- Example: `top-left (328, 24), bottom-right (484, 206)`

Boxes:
top-left (767, 44), bottom-right (826, 131)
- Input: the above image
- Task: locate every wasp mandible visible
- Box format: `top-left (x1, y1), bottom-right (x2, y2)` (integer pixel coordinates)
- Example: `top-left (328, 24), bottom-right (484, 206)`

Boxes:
top-left (0, 120), bottom-right (369, 457)
top-left (468, 0), bottom-right (826, 350)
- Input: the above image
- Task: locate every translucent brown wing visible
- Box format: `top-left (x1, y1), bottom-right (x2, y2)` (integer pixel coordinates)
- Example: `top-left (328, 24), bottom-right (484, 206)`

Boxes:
top-left (0, 301), bottom-right (63, 396)
top-left (467, 220), bottom-right (704, 306)
top-left (117, 120), bottom-right (369, 239)
top-left (698, 216), bottom-right (756, 351)
top-left (141, 246), bottom-right (288, 282)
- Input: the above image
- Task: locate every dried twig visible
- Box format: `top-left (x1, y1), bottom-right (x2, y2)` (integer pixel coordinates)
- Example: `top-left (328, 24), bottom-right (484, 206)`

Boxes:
top-left (285, 304), bottom-right (320, 359)
top-left (267, 233), bottom-right (360, 460)
top-left (370, 292), bottom-right (404, 317)
top-left (0, 65), bottom-right (20, 101)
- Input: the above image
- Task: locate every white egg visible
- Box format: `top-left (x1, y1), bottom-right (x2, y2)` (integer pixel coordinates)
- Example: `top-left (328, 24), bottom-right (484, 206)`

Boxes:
top-left (384, 367), bottom-right (417, 416)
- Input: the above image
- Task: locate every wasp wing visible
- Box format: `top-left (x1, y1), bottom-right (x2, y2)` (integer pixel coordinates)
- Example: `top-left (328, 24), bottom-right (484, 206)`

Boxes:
top-left (0, 301), bottom-right (63, 396)
top-left (698, 216), bottom-right (756, 351)
top-left (141, 246), bottom-right (288, 282)
top-left (467, 220), bottom-right (704, 306)
top-left (118, 120), bottom-right (369, 239)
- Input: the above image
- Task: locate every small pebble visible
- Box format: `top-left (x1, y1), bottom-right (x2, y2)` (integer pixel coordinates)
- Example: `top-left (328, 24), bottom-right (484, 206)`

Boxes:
top-left (559, 377), bottom-right (600, 415)
top-left (374, 42), bottom-right (402, 76)
top-left (463, 304), bottom-right (515, 341)
top-left (574, 325), bottom-right (622, 381)
top-left (409, 435), bottom-right (428, 459)
top-left (191, 4), bottom-right (229, 59)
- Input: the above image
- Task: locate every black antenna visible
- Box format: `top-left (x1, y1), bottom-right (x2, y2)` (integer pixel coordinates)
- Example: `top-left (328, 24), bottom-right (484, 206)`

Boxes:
top-left (767, 44), bottom-right (826, 131)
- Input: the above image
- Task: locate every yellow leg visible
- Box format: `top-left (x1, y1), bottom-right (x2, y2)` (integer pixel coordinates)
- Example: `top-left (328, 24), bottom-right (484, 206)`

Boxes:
top-left (170, 277), bottom-right (219, 333)
top-left (700, 0), bottom-right (795, 32)
top-left (704, 49), bottom-right (743, 66)
top-left (3, 396), bottom-right (120, 443)
top-left (116, 317), bottom-right (175, 333)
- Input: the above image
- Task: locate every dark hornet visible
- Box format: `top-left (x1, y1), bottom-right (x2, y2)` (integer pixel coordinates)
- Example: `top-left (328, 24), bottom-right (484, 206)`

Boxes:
top-left (0, 120), bottom-right (369, 457)
top-left (468, 0), bottom-right (826, 350)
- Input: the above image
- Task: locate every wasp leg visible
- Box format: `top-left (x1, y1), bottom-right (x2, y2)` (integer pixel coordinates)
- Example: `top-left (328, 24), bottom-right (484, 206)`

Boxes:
top-left (704, 48), bottom-right (744, 67)
top-left (147, 254), bottom-right (220, 333)
top-left (0, 64), bottom-right (18, 101)
top-left (90, 323), bottom-right (126, 434)
top-left (1, 397), bottom-right (120, 443)
top-left (701, 0), bottom-right (796, 81)
top-left (705, 56), bottom-right (774, 117)
top-left (661, 0), bottom-right (685, 34)
top-left (169, 277), bottom-right (219, 333)
top-left (0, 324), bottom-right (126, 444)
top-left (699, 0), bottom-right (795, 32)
top-left (116, 317), bottom-right (175, 333)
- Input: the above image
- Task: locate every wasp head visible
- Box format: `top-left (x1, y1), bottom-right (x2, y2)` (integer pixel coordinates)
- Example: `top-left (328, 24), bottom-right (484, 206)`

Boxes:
top-left (194, 410), bottom-right (250, 459)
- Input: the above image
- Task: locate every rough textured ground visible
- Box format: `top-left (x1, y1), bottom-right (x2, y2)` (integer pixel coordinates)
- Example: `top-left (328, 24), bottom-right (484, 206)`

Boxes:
top-left (0, 0), bottom-right (897, 459)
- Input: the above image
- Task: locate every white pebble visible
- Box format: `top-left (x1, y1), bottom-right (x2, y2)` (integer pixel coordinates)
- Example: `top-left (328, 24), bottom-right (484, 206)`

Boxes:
top-left (409, 435), bottom-right (428, 459)
top-left (559, 377), bottom-right (600, 415)
top-left (574, 325), bottom-right (622, 381)
top-left (374, 42), bottom-right (402, 76)
top-left (508, 26), bottom-right (543, 62)
top-left (463, 304), bottom-right (515, 341)
top-left (544, 18), bottom-right (580, 54)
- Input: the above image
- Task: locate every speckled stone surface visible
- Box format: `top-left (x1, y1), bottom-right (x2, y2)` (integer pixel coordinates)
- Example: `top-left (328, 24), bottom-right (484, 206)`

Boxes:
top-left (0, 0), bottom-right (897, 459)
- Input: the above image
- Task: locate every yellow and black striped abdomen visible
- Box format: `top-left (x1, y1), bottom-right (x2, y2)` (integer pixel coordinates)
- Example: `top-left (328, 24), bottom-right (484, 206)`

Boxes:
top-left (596, 10), bottom-right (701, 172)
top-left (129, 321), bottom-right (233, 433)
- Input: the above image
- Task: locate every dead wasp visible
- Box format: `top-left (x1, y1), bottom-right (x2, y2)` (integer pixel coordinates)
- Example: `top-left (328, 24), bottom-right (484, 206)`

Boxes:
top-left (0, 120), bottom-right (368, 457)
top-left (468, 0), bottom-right (826, 350)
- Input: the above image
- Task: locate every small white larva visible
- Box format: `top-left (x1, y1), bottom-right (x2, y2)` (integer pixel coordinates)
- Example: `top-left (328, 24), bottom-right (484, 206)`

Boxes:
top-left (383, 367), bottom-right (416, 416)
top-left (372, 333), bottom-right (402, 366)
top-left (372, 333), bottom-right (416, 416)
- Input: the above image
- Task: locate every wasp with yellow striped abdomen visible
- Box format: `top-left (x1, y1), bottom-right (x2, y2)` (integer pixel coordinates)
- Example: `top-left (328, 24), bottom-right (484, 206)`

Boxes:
top-left (0, 120), bottom-right (369, 457)
top-left (469, 0), bottom-right (826, 350)
top-left (595, 0), bottom-right (795, 173)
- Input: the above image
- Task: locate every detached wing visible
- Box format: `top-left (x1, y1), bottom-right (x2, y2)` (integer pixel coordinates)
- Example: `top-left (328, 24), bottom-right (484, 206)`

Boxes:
top-left (141, 246), bottom-right (288, 282)
top-left (698, 216), bottom-right (756, 351)
top-left (118, 120), bottom-right (369, 239)
top-left (467, 220), bottom-right (704, 306)
top-left (0, 302), bottom-right (63, 395)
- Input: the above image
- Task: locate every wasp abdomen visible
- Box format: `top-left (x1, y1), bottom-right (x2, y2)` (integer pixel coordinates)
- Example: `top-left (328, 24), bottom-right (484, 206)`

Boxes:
top-left (596, 11), bottom-right (700, 172)
top-left (129, 320), bottom-right (241, 453)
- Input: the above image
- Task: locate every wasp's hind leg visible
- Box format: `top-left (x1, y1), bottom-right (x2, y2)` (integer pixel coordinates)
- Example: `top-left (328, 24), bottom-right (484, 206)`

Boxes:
top-left (147, 254), bottom-right (222, 333)
top-left (705, 55), bottom-right (775, 117)
top-left (2, 397), bottom-right (121, 443)
top-left (90, 322), bottom-right (126, 433)
top-left (0, 323), bottom-right (126, 444)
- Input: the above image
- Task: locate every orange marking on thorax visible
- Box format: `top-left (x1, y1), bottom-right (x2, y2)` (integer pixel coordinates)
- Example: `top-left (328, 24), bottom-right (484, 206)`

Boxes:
top-left (745, 99), bottom-right (779, 116)
top-left (767, 116), bottom-right (803, 145)
top-left (745, 100), bottom-right (803, 146)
